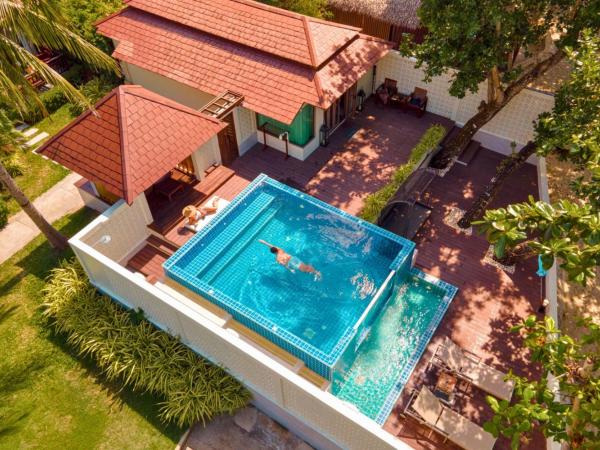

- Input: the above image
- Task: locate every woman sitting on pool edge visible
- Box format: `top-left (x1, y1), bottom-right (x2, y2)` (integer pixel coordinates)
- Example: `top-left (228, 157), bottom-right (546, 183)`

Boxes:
top-left (259, 240), bottom-right (322, 280)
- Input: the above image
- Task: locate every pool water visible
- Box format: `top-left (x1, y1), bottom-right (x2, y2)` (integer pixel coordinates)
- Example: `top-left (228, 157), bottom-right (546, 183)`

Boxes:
top-left (165, 176), bottom-right (412, 377)
top-left (333, 273), bottom-right (455, 423)
top-left (197, 185), bottom-right (401, 354)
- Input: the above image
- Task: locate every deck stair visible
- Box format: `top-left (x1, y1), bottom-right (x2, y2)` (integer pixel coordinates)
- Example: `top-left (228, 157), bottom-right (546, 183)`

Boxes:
top-left (147, 234), bottom-right (180, 256)
top-left (457, 140), bottom-right (482, 166)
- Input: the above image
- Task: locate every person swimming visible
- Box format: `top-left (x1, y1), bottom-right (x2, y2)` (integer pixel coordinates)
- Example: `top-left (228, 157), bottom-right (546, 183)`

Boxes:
top-left (258, 240), bottom-right (321, 280)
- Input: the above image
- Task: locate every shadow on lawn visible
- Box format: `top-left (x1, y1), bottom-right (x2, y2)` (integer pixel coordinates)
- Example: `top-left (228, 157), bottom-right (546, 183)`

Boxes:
top-left (0, 207), bottom-right (181, 443)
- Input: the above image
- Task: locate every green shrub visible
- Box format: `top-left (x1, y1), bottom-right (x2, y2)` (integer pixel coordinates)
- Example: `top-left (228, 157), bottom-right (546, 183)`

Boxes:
top-left (69, 75), bottom-right (119, 115)
top-left (0, 200), bottom-right (8, 229)
top-left (2, 155), bottom-right (24, 177)
top-left (22, 87), bottom-right (68, 122)
top-left (359, 124), bottom-right (447, 223)
top-left (42, 260), bottom-right (251, 427)
top-left (61, 64), bottom-right (86, 86)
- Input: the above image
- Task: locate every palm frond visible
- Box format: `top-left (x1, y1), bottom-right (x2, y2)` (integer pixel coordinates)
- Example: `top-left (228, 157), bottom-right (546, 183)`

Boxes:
top-left (0, 35), bottom-right (89, 114)
top-left (0, 0), bottom-right (119, 74)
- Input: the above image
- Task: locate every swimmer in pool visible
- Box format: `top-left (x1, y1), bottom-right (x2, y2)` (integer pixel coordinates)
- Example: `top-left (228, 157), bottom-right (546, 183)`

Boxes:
top-left (258, 240), bottom-right (322, 280)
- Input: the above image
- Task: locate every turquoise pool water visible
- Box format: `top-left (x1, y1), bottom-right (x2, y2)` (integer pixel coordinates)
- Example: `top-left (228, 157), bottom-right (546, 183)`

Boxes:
top-left (333, 272), bottom-right (456, 423)
top-left (165, 175), bottom-right (414, 378)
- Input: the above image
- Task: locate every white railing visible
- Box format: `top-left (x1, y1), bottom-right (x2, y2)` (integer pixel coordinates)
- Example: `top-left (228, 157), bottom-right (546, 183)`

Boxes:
top-left (69, 212), bottom-right (411, 450)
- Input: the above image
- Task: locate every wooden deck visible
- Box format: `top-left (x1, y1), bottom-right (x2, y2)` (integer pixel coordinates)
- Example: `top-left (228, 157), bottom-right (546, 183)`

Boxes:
top-left (146, 165), bottom-right (234, 238)
top-left (126, 101), bottom-right (544, 449)
top-left (385, 149), bottom-right (544, 450)
top-left (215, 100), bottom-right (454, 214)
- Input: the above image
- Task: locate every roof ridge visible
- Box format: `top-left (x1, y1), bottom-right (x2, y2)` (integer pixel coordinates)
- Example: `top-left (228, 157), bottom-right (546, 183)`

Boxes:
top-left (301, 16), bottom-right (318, 68)
top-left (122, 85), bottom-right (224, 125)
top-left (228, 0), bottom-right (305, 21)
top-left (35, 89), bottom-right (118, 158)
top-left (116, 86), bottom-right (132, 202)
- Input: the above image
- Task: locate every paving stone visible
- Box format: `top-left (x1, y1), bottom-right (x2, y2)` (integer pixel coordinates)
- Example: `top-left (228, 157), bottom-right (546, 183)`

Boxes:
top-left (25, 131), bottom-right (49, 147)
top-left (233, 406), bottom-right (258, 433)
top-left (22, 127), bottom-right (38, 137)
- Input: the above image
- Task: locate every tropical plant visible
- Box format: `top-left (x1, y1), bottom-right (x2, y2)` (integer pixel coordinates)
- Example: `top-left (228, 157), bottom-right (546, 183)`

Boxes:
top-left (59, 0), bottom-right (123, 54)
top-left (484, 316), bottom-right (600, 449)
top-left (0, 0), bottom-right (119, 118)
top-left (458, 30), bottom-right (600, 229)
top-left (360, 124), bottom-right (446, 222)
top-left (403, 0), bottom-right (599, 169)
top-left (69, 73), bottom-right (119, 115)
top-left (0, 0), bottom-right (120, 248)
top-left (42, 260), bottom-right (251, 427)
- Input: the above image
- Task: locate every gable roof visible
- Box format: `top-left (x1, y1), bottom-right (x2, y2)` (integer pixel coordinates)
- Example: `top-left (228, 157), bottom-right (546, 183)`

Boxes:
top-left (123, 0), bottom-right (360, 68)
top-left (97, 1), bottom-right (393, 124)
top-left (37, 85), bottom-right (225, 204)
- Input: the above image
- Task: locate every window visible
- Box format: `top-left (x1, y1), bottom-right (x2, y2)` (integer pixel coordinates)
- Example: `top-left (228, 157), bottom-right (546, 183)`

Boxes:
top-left (257, 104), bottom-right (314, 146)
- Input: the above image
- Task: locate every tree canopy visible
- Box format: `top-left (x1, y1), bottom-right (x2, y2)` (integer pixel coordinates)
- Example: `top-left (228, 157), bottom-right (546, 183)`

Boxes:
top-left (477, 31), bottom-right (600, 285)
top-left (485, 316), bottom-right (600, 449)
top-left (404, 0), bottom-right (599, 168)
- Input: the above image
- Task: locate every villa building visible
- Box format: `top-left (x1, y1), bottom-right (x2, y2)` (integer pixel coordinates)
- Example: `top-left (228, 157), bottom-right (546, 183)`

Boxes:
top-left (35, 0), bottom-right (555, 449)
top-left (96, 0), bottom-right (392, 161)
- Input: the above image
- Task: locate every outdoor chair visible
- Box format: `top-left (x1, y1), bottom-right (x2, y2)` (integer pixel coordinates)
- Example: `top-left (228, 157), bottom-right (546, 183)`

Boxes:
top-left (376, 78), bottom-right (398, 105)
top-left (406, 87), bottom-right (428, 117)
top-left (429, 337), bottom-right (515, 401)
top-left (405, 386), bottom-right (496, 450)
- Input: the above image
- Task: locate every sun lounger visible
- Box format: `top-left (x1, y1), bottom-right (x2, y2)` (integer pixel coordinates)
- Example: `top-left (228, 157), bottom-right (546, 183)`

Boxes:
top-left (406, 386), bottom-right (496, 450)
top-left (430, 337), bottom-right (515, 401)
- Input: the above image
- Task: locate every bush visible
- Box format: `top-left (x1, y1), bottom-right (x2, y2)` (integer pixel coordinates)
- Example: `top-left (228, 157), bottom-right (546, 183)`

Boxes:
top-left (0, 200), bottom-right (8, 230)
top-left (69, 75), bottom-right (120, 115)
top-left (359, 124), bottom-right (447, 222)
top-left (42, 260), bottom-right (251, 427)
top-left (61, 64), bottom-right (86, 87)
top-left (2, 155), bottom-right (24, 177)
top-left (22, 87), bottom-right (68, 123)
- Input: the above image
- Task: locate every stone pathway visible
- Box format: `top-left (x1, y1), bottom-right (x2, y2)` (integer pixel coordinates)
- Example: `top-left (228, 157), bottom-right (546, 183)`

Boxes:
top-left (0, 172), bottom-right (83, 264)
top-left (181, 407), bottom-right (312, 450)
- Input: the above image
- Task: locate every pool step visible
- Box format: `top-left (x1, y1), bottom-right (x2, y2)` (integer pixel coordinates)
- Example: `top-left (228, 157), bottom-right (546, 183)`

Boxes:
top-left (202, 205), bottom-right (281, 283)
top-left (190, 191), bottom-right (276, 276)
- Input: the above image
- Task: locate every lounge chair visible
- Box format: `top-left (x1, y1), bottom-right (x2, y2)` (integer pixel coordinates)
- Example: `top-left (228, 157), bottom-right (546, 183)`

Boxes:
top-left (405, 87), bottom-right (428, 117)
top-left (376, 78), bottom-right (398, 105)
top-left (405, 386), bottom-right (496, 450)
top-left (430, 337), bottom-right (515, 401)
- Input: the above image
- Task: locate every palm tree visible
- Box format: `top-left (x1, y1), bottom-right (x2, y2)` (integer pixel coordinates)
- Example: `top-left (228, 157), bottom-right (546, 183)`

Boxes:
top-left (0, 0), bottom-right (119, 249)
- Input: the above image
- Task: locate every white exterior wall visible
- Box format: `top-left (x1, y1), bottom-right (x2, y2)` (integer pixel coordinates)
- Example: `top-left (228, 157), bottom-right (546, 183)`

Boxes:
top-left (70, 207), bottom-right (411, 450)
top-left (121, 63), bottom-right (215, 110)
top-left (376, 51), bottom-right (555, 159)
top-left (81, 196), bottom-right (152, 264)
top-left (190, 136), bottom-right (221, 179)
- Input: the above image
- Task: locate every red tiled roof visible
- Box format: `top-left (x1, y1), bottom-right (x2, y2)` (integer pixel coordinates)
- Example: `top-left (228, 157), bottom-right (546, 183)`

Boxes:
top-left (97, 5), bottom-right (392, 124)
top-left (37, 85), bottom-right (225, 204)
top-left (123, 0), bottom-right (359, 67)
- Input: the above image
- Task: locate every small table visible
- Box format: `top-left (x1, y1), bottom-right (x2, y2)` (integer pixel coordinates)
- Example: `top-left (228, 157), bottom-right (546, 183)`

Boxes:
top-left (434, 372), bottom-right (457, 405)
top-left (390, 93), bottom-right (409, 108)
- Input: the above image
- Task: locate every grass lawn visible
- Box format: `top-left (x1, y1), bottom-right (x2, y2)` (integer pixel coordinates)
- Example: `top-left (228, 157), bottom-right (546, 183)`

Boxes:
top-left (0, 208), bottom-right (181, 449)
top-left (34, 103), bottom-right (77, 139)
top-left (2, 105), bottom-right (75, 217)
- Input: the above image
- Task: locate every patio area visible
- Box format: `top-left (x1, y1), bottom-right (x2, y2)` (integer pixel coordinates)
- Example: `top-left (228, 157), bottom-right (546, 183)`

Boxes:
top-left (127, 101), bottom-right (544, 449)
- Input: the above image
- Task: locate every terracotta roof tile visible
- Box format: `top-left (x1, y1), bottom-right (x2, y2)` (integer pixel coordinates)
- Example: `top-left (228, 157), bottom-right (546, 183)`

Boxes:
top-left (97, 7), bottom-right (392, 124)
top-left (37, 85), bottom-right (225, 203)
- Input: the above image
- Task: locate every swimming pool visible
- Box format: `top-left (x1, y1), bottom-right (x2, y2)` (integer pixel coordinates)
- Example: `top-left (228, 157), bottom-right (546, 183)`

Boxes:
top-left (333, 269), bottom-right (457, 423)
top-left (164, 175), bottom-right (415, 379)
